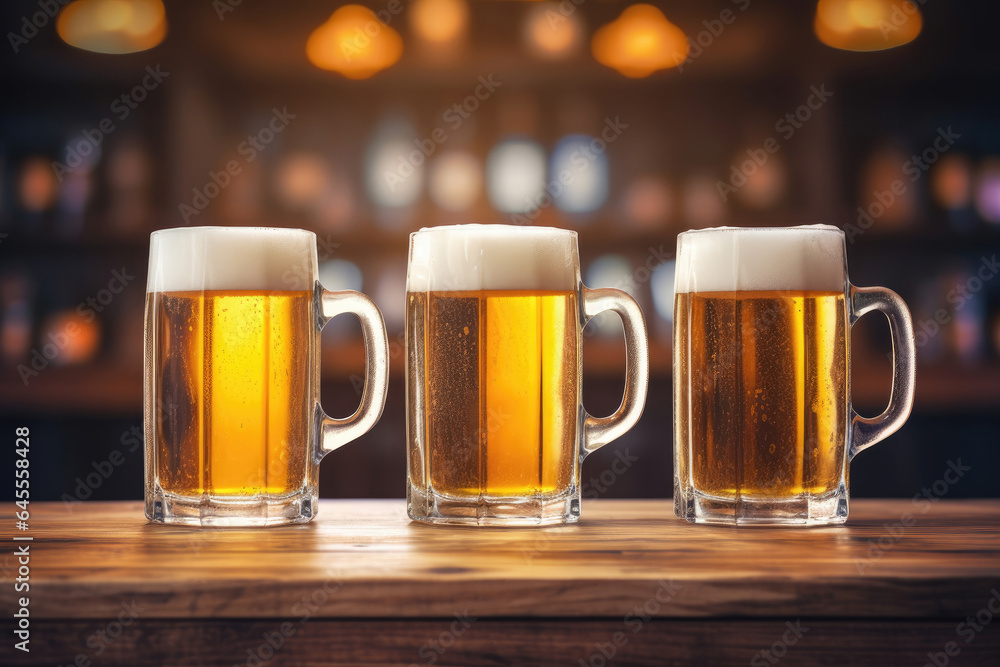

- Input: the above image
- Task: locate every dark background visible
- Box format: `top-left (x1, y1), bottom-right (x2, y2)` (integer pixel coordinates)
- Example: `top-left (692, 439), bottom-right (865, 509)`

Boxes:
top-left (1, 0), bottom-right (998, 504)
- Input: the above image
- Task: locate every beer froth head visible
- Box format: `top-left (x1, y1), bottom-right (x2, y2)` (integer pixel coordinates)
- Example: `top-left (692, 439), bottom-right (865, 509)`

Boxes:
top-left (147, 227), bottom-right (318, 292)
top-left (407, 224), bottom-right (580, 292)
top-left (674, 225), bottom-right (846, 294)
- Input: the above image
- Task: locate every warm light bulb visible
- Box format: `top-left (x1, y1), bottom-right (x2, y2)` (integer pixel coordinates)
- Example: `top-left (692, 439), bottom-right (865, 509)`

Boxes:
top-left (410, 0), bottom-right (468, 44)
top-left (57, 0), bottom-right (166, 54)
top-left (591, 4), bottom-right (689, 78)
top-left (815, 0), bottom-right (922, 52)
top-left (307, 5), bottom-right (403, 79)
top-left (524, 2), bottom-right (583, 58)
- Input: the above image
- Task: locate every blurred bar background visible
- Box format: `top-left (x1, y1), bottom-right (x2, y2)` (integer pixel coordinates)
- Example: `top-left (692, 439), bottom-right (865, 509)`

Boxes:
top-left (0, 0), bottom-right (997, 502)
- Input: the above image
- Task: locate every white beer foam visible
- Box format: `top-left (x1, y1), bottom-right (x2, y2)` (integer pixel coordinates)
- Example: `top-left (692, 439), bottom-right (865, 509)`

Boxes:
top-left (674, 225), bottom-right (846, 294)
top-left (147, 227), bottom-right (317, 292)
top-left (407, 224), bottom-right (580, 292)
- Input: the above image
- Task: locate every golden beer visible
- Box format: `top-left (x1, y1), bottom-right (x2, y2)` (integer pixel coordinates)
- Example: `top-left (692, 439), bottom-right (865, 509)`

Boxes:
top-left (673, 289), bottom-right (848, 499)
top-left (146, 289), bottom-right (313, 496)
top-left (407, 289), bottom-right (579, 497)
top-left (145, 226), bottom-right (390, 526)
top-left (407, 224), bottom-right (648, 526)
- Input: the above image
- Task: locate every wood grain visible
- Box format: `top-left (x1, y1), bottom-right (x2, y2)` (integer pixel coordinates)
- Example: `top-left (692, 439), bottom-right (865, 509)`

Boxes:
top-left (2, 499), bottom-right (998, 621)
top-left (6, 619), bottom-right (1000, 667)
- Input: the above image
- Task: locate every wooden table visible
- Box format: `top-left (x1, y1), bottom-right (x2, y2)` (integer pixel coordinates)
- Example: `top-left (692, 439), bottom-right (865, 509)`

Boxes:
top-left (2, 499), bottom-right (999, 666)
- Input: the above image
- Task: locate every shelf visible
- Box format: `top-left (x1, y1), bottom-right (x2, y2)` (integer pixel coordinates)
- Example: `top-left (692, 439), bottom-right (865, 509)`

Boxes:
top-left (1, 345), bottom-right (996, 415)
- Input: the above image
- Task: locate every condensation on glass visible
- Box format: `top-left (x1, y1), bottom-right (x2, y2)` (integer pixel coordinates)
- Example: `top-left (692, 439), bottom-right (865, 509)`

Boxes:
top-left (406, 224), bottom-right (650, 525)
top-left (673, 225), bottom-right (916, 525)
top-left (144, 227), bottom-right (389, 526)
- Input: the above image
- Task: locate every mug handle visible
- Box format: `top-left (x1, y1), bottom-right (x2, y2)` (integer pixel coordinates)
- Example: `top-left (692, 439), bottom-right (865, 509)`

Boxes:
top-left (581, 287), bottom-right (650, 455)
top-left (848, 285), bottom-right (916, 460)
top-left (316, 289), bottom-right (390, 456)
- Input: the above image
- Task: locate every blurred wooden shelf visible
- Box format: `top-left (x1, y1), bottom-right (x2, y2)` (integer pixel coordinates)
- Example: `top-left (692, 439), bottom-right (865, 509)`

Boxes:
top-left (2, 347), bottom-right (997, 415)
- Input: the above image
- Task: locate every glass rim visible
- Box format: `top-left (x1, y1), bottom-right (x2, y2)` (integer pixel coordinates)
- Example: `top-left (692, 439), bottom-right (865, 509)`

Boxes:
top-left (150, 226), bottom-right (315, 239)
top-left (410, 223), bottom-right (578, 239)
top-left (677, 224), bottom-right (844, 237)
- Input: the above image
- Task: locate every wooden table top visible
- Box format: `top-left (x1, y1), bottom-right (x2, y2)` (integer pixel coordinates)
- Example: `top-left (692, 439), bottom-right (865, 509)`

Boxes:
top-left (5, 499), bottom-right (998, 621)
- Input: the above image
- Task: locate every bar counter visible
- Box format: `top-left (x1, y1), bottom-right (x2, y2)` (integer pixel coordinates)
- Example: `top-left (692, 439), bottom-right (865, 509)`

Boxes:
top-left (3, 499), bottom-right (999, 666)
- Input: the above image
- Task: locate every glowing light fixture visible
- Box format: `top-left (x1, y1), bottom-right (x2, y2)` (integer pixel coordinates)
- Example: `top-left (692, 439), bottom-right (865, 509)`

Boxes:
top-left (410, 0), bottom-right (468, 44)
top-left (814, 0), bottom-right (922, 52)
top-left (524, 2), bottom-right (583, 58)
top-left (18, 157), bottom-right (58, 212)
top-left (319, 259), bottom-right (363, 292)
top-left (734, 153), bottom-right (787, 210)
top-left (586, 254), bottom-right (635, 337)
top-left (651, 260), bottom-right (676, 324)
top-left (275, 153), bottom-right (330, 209)
top-left (931, 154), bottom-right (972, 210)
top-left (682, 175), bottom-right (726, 228)
top-left (622, 176), bottom-right (672, 230)
top-left (307, 5), bottom-right (403, 79)
top-left (429, 151), bottom-right (482, 212)
top-left (57, 0), bottom-right (166, 54)
top-left (550, 134), bottom-right (608, 215)
top-left (591, 4), bottom-right (689, 78)
top-left (486, 138), bottom-right (547, 214)
top-left (365, 117), bottom-right (424, 209)
top-left (974, 160), bottom-right (1000, 224)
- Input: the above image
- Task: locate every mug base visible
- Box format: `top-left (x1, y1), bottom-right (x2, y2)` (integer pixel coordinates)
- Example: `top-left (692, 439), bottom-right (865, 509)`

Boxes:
top-left (674, 485), bottom-right (849, 526)
top-left (407, 487), bottom-right (581, 526)
top-left (146, 485), bottom-right (317, 527)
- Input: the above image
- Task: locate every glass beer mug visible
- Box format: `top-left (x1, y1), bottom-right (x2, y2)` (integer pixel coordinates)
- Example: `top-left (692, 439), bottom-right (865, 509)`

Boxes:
top-left (144, 227), bottom-right (389, 526)
top-left (406, 224), bottom-right (650, 526)
top-left (673, 225), bottom-right (916, 525)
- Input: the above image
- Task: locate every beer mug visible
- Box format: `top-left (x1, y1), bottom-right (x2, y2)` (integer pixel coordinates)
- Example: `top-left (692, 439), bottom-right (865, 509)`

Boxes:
top-left (144, 227), bottom-right (389, 526)
top-left (673, 225), bottom-right (916, 525)
top-left (406, 224), bottom-right (650, 525)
